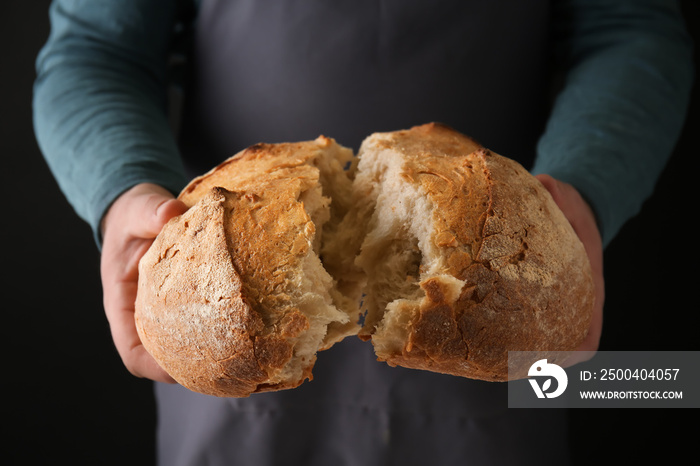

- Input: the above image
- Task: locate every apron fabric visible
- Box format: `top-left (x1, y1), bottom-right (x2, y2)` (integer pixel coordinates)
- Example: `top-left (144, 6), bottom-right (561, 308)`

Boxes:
top-left (178, 0), bottom-right (553, 170)
top-left (157, 339), bottom-right (571, 466)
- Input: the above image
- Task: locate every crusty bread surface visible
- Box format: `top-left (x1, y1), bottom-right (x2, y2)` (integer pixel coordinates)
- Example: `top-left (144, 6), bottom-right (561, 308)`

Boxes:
top-left (135, 123), bottom-right (594, 396)
top-left (135, 137), bottom-right (359, 397)
top-left (353, 124), bottom-right (594, 381)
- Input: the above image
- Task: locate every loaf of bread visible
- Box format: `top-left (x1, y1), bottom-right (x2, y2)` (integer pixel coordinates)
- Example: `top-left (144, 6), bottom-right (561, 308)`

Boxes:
top-left (135, 123), bottom-right (594, 397)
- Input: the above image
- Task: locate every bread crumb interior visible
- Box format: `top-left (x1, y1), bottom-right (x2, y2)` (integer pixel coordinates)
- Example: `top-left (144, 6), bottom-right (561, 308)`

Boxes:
top-left (271, 143), bottom-right (361, 384)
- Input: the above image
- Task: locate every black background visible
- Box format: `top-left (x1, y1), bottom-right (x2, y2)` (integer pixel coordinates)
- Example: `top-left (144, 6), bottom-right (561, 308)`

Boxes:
top-left (3, 1), bottom-right (698, 465)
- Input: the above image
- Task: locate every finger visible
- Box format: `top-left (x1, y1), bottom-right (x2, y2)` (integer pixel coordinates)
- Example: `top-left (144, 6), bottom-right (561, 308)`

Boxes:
top-left (535, 173), bottom-right (606, 358)
top-left (534, 174), bottom-right (563, 207)
top-left (105, 274), bottom-right (176, 383)
top-left (535, 173), bottom-right (604, 278)
top-left (100, 184), bottom-right (185, 383)
top-left (102, 278), bottom-right (177, 383)
top-left (113, 300), bottom-right (177, 383)
top-left (535, 174), bottom-right (578, 229)
top-left (125, 191), bottom-right (188, 239)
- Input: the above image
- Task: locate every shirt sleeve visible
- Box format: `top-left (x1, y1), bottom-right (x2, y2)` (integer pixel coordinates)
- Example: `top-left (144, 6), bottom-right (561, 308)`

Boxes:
top-left (33, 0), bottom-right (190, 246)
top-left (532, 0), bottom-right (694, 247)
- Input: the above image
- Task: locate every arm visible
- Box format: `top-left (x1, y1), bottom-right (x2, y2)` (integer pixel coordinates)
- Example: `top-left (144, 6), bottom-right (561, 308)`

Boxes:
top-left (33, 0), bottom-right (191, 381)
top-left (533, 0), bottom-right (693, 247)
top-left (33, 0), bottom-right (190, 245)
top-left (532, 0), bottom-right (693, 353)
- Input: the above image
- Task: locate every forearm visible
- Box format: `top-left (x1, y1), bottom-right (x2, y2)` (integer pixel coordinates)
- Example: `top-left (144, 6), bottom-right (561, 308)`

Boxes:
top-left (33, 0), bottom-right (189, 244)
top-left (533, 0), bottom-right (694, 247)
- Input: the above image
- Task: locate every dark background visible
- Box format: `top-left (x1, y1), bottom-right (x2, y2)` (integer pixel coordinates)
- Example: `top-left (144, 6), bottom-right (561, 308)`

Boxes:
top-left (3, 1), bottom-right (698, 465)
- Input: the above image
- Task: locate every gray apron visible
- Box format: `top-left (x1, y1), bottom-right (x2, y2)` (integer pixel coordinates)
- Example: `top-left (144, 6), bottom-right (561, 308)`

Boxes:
top-left (164, 1), bottom-right (571, 464)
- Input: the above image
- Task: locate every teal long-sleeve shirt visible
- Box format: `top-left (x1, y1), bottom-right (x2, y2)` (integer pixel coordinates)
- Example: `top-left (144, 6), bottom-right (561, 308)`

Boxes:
top-left (33, 0), bottom-right (694, 248)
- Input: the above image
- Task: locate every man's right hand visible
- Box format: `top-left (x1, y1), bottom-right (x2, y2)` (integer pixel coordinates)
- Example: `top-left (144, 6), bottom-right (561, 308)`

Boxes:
top-left (100, 183), bottom-right (188, 383)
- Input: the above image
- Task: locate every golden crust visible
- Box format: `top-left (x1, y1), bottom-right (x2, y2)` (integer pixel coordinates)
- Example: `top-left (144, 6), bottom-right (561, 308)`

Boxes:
top-left (135, 137), bottom-right (347, 397)
top-left (366, 123), bottom-right (594, 381)
top-left (179, 135), bottom-right (339, 207)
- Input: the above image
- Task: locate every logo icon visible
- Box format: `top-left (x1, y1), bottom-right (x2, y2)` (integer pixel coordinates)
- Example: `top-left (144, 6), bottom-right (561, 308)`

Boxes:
top-left (528, 359), bottom-right (568, 399)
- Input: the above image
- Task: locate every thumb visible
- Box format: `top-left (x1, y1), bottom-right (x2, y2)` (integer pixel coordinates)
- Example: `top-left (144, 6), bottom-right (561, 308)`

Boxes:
top-left (122, 184), bottom-right (188, 239)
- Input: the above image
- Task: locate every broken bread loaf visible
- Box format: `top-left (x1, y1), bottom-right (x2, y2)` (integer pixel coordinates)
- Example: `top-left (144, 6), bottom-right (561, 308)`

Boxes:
top-left (135, 123), bottom-right (594, 397)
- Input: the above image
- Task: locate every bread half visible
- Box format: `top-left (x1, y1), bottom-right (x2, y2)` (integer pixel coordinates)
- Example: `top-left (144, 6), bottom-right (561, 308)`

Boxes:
top-left (135, 137), bottom-right (360, 397)
top-left (349, 123), bottom-right (594, 381)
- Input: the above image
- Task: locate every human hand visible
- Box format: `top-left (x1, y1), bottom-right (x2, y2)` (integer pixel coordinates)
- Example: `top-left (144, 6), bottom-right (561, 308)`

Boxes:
top-left (535, 174), bottom-right (605, 365)
top-left (100, 183), bottom-right (188, 383)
